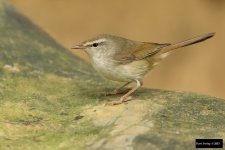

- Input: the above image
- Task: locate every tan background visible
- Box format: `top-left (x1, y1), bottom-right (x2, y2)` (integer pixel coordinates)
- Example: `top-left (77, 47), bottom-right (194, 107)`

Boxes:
top-left (10, 0), bottom-right (225, 99)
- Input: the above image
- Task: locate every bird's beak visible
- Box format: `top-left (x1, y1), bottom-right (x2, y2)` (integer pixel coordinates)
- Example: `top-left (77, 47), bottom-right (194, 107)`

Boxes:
top-left (70, 44), bottom-right (85, 49)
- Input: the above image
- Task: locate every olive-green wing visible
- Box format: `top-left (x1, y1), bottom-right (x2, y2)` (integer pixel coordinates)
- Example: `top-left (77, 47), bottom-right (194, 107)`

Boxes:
top-left (114, 32), bottom-right (215, 64)
top-left (114, 42), bottom-right (170, 64)
top-left (131, 42), bottom-right (170, 60)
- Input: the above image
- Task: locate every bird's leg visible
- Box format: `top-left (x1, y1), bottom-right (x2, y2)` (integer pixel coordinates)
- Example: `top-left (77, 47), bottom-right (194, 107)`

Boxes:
top-left (106, 80), bottom-right (142, 105)
top-left (104, 81), bottom-right (132, 96)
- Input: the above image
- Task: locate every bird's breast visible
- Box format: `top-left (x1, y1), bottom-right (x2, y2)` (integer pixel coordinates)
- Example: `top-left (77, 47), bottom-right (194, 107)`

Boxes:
top-left (91, 55), bottom-right (123, 81)
top-left (91, 55), bottom-right (151, 82)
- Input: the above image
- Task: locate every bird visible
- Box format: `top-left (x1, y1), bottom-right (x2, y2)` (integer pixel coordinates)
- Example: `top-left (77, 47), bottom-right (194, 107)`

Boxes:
top-left (71, 32), bottom-right (215, 105)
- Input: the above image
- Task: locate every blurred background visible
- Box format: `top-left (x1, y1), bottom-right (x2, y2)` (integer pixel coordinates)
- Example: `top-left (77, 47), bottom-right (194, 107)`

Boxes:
top-left (10, 0), bottom-right (225, 99)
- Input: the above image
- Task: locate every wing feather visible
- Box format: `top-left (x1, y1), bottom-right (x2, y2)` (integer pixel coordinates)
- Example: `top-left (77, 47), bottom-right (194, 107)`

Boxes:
top-left (114, 42), bottom-right (170, 64)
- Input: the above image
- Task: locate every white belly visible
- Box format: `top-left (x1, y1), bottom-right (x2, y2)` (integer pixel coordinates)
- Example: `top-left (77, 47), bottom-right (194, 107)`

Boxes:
top-left (91, 56), bottom-right (150, 82)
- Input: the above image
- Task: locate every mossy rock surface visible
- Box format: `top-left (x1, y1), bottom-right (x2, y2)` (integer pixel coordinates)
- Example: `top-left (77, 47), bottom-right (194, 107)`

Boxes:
top-left (0, 0), bottom-right (224, 150)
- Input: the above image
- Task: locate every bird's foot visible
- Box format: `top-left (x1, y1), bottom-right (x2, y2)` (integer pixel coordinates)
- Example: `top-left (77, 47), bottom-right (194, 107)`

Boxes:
top-left (105, 96), bottom-right (133, 106)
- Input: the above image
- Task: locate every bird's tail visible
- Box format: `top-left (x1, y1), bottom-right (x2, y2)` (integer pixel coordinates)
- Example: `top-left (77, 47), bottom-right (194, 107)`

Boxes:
top-left (161, 32), bottom-right (215, 54)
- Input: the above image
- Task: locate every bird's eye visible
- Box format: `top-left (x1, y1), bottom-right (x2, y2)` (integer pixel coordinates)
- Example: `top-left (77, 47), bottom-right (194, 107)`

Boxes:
top-left (92, 43), bottom-right (98, 47)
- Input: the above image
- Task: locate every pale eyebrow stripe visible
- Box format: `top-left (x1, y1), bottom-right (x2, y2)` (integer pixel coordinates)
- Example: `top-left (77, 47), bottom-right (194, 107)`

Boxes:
top-left (84, 38), bottom-right (107, 46)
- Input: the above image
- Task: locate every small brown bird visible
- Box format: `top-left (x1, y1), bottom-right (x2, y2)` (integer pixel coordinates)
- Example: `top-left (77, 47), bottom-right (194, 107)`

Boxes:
top-left (71, 32), bottom-right (215, 105)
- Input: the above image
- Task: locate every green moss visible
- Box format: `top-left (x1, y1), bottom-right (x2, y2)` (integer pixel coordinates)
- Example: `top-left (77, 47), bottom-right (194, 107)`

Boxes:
top-left (0, 0), bottom-right (107, 149)
top-left (132, 92), bottom-right (225, 150)
top-left (0, 0), bottom-right (225, 149)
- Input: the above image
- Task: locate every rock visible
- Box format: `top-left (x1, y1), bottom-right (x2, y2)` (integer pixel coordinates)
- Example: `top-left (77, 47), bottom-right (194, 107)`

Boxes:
top-left (0, 0), bottom-right (224, 150)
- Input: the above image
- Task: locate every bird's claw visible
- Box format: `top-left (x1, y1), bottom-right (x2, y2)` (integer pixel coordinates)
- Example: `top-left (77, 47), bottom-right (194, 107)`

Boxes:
top-left (105, 96), bottom-right (133, 106)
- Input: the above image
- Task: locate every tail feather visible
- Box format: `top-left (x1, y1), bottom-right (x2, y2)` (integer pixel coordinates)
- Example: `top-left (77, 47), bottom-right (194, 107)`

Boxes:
top-left (161, 32), bottom-right (215, 53)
